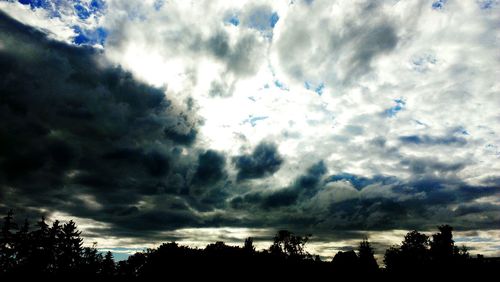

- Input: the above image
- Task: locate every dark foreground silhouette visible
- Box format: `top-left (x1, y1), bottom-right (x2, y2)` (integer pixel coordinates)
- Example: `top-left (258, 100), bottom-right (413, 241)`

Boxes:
top-left (1, 210), bottom-right (499, 280)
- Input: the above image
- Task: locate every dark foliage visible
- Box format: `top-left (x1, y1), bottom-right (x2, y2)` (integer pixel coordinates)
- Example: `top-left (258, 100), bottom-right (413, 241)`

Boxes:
top-left (0, 210), bottom-right (114, 279)
top-left (1, 211), bottom-right (499, 280)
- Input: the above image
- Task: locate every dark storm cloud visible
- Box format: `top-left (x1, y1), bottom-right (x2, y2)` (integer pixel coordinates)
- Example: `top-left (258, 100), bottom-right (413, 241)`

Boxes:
top-left (193, 150), bottom-right (226, 185)
top-left (232, 160), bottom-right (328, 209)
top-left (296, 160), bottom-right (327, 190)
top-left (262, 188), bottom-right (300, 209)
top-left (164, 127), bottom-right (197, 145)
top-left (229, 166), bottom-right (500, 232)
top-left (321, 176), bottom-right (500, 231)
top-left (232, 142), bottom-right (284, 181)
top-left (0, 12), bottom-right (216, 233)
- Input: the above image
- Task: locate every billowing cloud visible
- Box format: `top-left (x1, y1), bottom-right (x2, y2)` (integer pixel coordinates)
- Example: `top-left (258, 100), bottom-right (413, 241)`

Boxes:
top-left (0, 10), bottom-right (208, 235)
top-left (193, 150), bottom-right (227, 185)
top-left (233, 142), bottom-right (284, 181)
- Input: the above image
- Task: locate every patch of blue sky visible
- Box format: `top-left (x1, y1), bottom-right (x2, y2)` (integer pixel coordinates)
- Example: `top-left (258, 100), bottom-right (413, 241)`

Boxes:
top-left (17, 1), bottom-right (108, 45)
top-left (432, 0), bottom-right (447, 10)
top-left (274, 80), bottom-right (289, 91)
top-left (315, 83), bottom-right (324, 96)
top-left (18, 0), bottom-right (51, 10)
top-left (76, 0), bottom-right (106, 19)
top-left (18, 0), bottom-right (106, 20)
top-left (74, 3), bottom-right (91, 20)
top-left (72, 25), bottom-right (107, 46)
top-left (244, 116), bottom-right (269, 127)
top-left (270, 12), bottom-right (279, 28)
top-left (98, 248), bottom-right (145, 262)
top-left (304, 81), bottom-right (325, 96)
top-left (18, 0), bottom-right (59, 17)
top-left (455, 237), bottom-right (494, 243)
top-left (384, 98), bottom-right (405, 118)
top-left (246, 8), bottom-right (279, 35)
top-left (225, 14), bottom-right (240, 26)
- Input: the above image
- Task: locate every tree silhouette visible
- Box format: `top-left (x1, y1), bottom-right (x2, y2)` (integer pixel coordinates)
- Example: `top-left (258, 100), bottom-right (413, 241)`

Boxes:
top-left (401, 230), bottom-right (430, 269)
top-left (0, 210), bottom-right (17, 272)
top-left (332, 250), bottom-right (358, 272)
top-left (101, 251), bottom-right (116, 277)
top-left (358, 239), bottom-right (378, 273)
top-left (384, 230), bottom-right (430, 273)
top-left (59, 220), bottom-right (83, 272)
top-left (14, 219), bottom-right (30, 269)
top-left (81, 244), bottom-right (103, 275)
top-left (244, 237), bottom-right (255, 253)
top-left (117, 252), bottom-right (146, 278)
top-left (31, 216), bottom-right (52, 272)
top-left (430, 225), bottom-right (454, 262)
top-left (48, 220), bottom-right (63, 271)
top-left (383, 245), bottom-right (402, 272)
top-left (269, 230), bottom-right (311, 258)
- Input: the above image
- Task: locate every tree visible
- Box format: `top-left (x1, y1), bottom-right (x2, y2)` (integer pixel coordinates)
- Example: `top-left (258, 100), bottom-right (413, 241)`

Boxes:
top-left (117, 252), bottom-right (147, 278)
top-left (332, 250), bottom-right (358, 273)
top-left (29, 216), bottom-right (51, 272)
top-left (384, 230), bottom-right (430, 273)
top-left (59, 220), bottom-right (83, 272)
top-left (101, 251), bottom-right (116, 277)
top-left (81, 244), bottom-right (103, 275)
top-left (48, 220), bottom-right (62, 271)
top-left (0, 210), bottom-right (18, 272)
top-left (14, 219), bottom-right (31, 269)
top-left (430, 225), bottom-right (454, 263)
top-left (384, 245), bottom-right (402, 272)
top-left (244, 237), bottom-right (255, 253)
top-left (269, 230), bottom-right (310, 258)
top-left (358, 239), bottom-right (378, 272)
top-left (401, 230), bottom-right (429, 265)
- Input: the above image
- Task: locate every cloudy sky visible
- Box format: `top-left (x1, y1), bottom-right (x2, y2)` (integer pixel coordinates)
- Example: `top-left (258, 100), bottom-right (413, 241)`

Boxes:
top-left (1, 0), bottom-right (500, 260)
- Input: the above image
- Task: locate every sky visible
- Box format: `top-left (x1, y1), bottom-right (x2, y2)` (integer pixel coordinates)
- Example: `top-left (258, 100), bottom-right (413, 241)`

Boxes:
top-left (0, 0), bottom-right (500, 261)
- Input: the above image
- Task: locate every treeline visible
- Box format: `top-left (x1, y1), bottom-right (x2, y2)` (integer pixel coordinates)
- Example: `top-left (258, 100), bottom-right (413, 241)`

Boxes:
top-left (0, 210), bottom-right (115, 279)
top-left (1, 210), bottom-right (499, 279)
